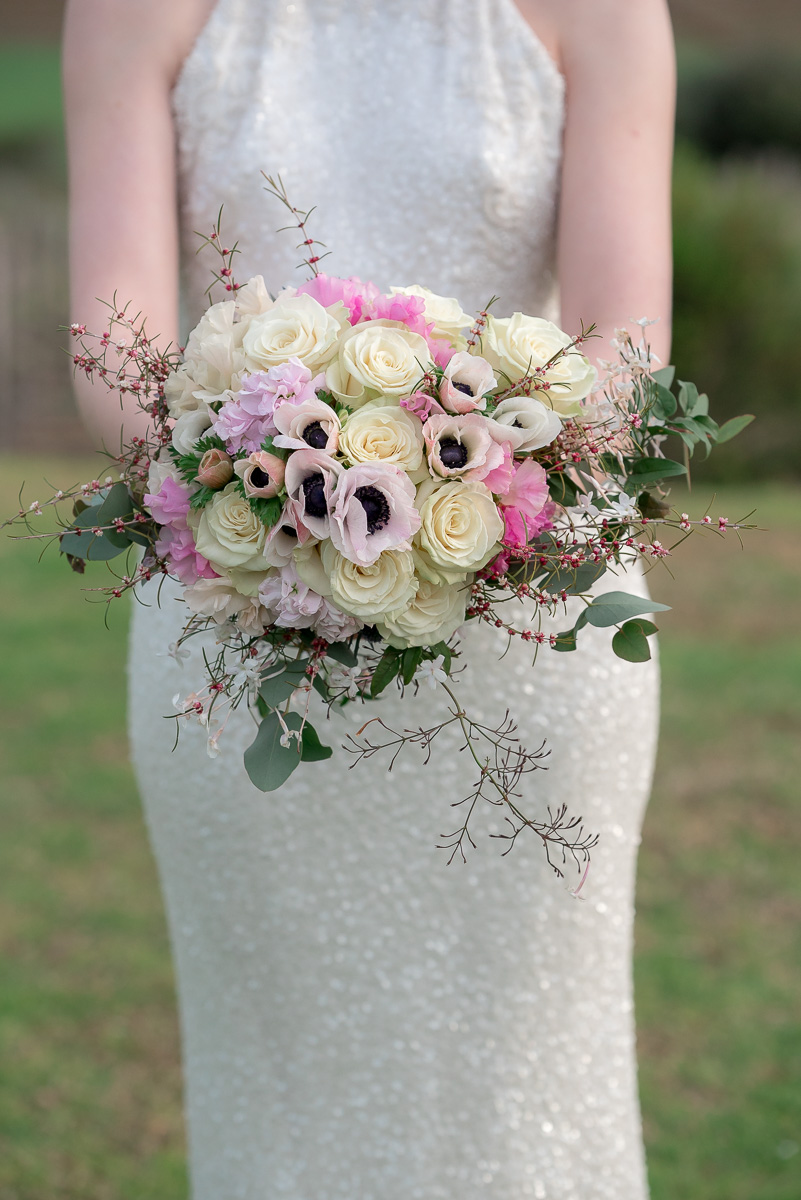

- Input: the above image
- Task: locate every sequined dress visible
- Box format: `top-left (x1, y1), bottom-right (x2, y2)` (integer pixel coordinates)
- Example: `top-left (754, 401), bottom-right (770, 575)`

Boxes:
top-left (128, 2), bottom-right (660, 1196)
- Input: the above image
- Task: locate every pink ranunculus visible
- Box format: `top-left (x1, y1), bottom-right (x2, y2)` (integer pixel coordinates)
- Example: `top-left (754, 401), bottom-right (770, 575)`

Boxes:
top-left (156, 525), bottom-right (218, 585)
top-left (504, 459), bottom-right (550, 523)
top-left (423, 413), bottom-right (506, 482)
top-left (481, 441), bottom-right (516, 496)
top-left (297, 274), bottom-right (379, 325)
top-left (284, 447), bottom-right (344, 540)
top-left (144, 475), bottom-right (192, 529)
top-left (400, 390), bottom-right (446, 422)
top-left (329, 462), bottom-right (421, 566)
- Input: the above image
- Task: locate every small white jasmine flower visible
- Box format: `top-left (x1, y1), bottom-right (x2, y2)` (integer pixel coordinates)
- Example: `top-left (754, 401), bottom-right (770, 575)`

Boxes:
top-left (417, 655), bottom-right (448, 691)
top-left (331, 664), bottom-right (365, 700)
top-left (206, 729), bottom-right (222, 759)
top-left (164, 641), bottom-right (191, 665)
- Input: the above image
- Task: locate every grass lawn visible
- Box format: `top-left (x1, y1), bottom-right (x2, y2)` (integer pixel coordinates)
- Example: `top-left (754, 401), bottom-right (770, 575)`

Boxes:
top-left (1, 458), bottom-right (799, 1199)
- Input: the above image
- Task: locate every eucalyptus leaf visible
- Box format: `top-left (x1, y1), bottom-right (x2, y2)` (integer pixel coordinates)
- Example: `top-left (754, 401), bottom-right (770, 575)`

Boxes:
top-left (582, 591), bottom-right (671, 629)
top-left (243, 711), bottom-right (303, 792)
top-left (548, 472), bottom-right (578, 507)
top-left (626, 457), bottom-right (687, 486)
top-left (299, 721), bottom-right (333, 763)
top-left (401, 647), bottom-right (424, 685)
top-left (552, 630), bottom-right (578, 652)
top-left (542, 560), bottom-right (607, 596)
top-left (258, 659), bottom-right (309, 707)
top-left (651, 383), bottom-right (677, 420)
top-left (370, 650), bottom-right (401, 698)
top-left (716, 414), bottom-right (755, 444)
top-left (651, 366), bottom-right (675, 389)
top-left (325, 641), bottom-right (359, 668)
top-left (612, 620), bottom-right (655, 663)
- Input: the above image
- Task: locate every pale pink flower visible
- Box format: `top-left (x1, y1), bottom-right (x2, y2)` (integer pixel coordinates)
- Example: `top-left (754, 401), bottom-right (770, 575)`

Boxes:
top-left (234, 451), bottom-right (286, 498)
top-left (273, 395), bottom-right (341, 453)
top-left (297, 274), bottom-right (379, 324)
top-left (212, 360), bottom-right (323, 454)
top-left (423, 413), bottom-right (506, 482)
top-left (156, 525), bottom-right (217, 585)
top-left (263, 501), bottom-right (315, 568)
top-left (196, 447), bottom-right (234, 489)
top-left (258, 561), bottom-right (329, 629)
top-left (481, 441), bottom-right (516, 496)
top-left (400, 390), bottom-right (446, 422)
top-left (501, 499), bottom-right (556, 550)
top-left (329, 462), bottom-right (421, 566)
top-left (284, 448), bottom-right (344, 539)
top-left (438, 351), bottom-right (496, 413)
top-left (503, 459), bottom-right (550, 523)
top-left (144, 475), bottom-right (192, 529)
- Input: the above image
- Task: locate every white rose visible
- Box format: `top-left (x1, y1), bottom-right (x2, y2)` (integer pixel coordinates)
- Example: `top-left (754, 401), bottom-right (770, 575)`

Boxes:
top-left (183, 576), bottom-right (253, 624)
top-left (390, 285), bottom-right (471, 343)
top-left (415, 478), bottom-right (503, 584)
top-left (176, 300), bottom-right (246, 411)
top-left (234, 275), bottom-right (275, 317)
top-left (164, 368), bottom-right (201, 418)
top-left (377, 575), bottom-right (467, 648)
top-left (339, 402), bottom-right (424, 471)
top-left (326, 320), bottom-right (432, 408)
top-left (242, 293), bottom-right (344, 373)
top-left (490, 395), bottom-right (563, 452)
top-left (171, 406), bottom-right (213, 454)
top-left (318, 540), bottom-right (418, 621)
top-left (194, 482), bottom-right (267, 571)
top-left (483, 315), bottom-right (597, 415)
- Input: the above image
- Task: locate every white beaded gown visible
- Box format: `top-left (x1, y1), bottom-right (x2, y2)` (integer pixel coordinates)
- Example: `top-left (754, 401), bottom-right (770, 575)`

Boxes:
top-left (128, 1), bottom-right (660, 1197)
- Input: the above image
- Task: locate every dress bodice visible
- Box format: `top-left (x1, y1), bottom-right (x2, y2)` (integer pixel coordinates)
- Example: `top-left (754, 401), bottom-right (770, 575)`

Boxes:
top-left (172, 0), bottom-right (565, 328)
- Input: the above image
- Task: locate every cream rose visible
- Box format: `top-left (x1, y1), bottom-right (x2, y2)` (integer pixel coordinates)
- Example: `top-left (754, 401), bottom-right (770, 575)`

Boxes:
top-left (194, 482), bottom-right (267, 572)
top-left (169, 300), bottom-right (246, 415)
top-left (326, 320), bottom-right (432, 408)
top-left (390, 285), bottom-right (472, 344)
top-left (483, 315), bottom-right (597, 416)
top-left (317, 541), bottom-right (418, 621)
top-left (377, 575), bottom-right (467, 648)
top-left (242, 293), bottom-right (344, 374)
top-left (339, 402), bottom-right (424, 471)
top-left (234, 274), bottom-right (275, 317)
top-left (415, 478), bottom-right (503, 584)
top-left (171, 406), bottom-right (213, 454)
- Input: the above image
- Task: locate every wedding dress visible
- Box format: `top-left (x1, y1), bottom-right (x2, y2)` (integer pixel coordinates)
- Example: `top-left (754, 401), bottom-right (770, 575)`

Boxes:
top-left (128, 1), bottom-right (660, 1196)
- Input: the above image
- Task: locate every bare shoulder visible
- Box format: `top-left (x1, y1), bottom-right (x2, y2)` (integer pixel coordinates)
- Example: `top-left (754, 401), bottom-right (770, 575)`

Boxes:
top-left (548, 0), bottom-right (674, 71)
top-left (63, 0), bottom-right (215, 89)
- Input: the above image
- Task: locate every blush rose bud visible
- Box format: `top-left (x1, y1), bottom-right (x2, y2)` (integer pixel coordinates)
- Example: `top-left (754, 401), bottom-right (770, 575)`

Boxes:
top-left (196, 448), bottom-right (234, 489)
top-left (235, 451), bottom-right (286, 499)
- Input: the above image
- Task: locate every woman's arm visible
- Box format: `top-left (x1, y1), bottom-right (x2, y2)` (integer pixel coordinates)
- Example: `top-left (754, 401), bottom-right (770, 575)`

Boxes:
top-left (550, 0), bottom-right (676, 366)
top-left (63, 0), bottom-right (208, 448)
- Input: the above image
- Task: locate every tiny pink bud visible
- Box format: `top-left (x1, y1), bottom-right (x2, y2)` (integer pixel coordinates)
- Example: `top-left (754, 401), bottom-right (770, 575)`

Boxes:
top-left (196, 448), bottom-right (234, 489)
top-left (235, 451), bottom-right (286, 498)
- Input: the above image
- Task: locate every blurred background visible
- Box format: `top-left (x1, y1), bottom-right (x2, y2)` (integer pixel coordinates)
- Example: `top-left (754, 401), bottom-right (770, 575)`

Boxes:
top-left (1, 2), bottom-right (799, 1198)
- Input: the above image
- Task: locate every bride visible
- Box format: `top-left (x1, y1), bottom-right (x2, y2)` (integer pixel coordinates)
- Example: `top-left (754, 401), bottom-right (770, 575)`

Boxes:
top-left (64, 1), bottom-right (675, 1196)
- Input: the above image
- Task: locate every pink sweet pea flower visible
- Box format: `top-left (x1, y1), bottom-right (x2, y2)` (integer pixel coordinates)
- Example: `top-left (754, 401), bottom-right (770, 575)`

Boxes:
top-left (156, 525), bottom-right (218, 585)
top-left (144, 475), bottom-right (192, 529)
top-left (297, 274), bottom-right (379, 324)
top-left (481, 441), bottom-right (516, 496)
top-left (400, 390), bottom-right (446, 422)
top-left (504, 459), bottom-right (550, 523)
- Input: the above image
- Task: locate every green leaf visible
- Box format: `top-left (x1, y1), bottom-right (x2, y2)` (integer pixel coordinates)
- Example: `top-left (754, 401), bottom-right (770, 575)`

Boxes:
top-left (651, 366), bottom-right (675, 389)
top-left (60, 483), bottom-right (135, 560)
top-left (370, 649), bottom-right (401, 697)
top-left (401, 647), bottom-right (424, 685)
top-left (612, 619), bottom-right (658, 663)
top-left (248, 495), bottom-right (283, 528)
top-left (548, 472), bottom-right (578, 507)
top-left (243, 711), bottom-right (303, 792)
top-left (258, 660), bottom-right (309, 707)
top-left (651, 383), bottom-right (677, 420)
top-left (325, 641), bottom-right (359, 668)
top-left (552, 630), bottom-right (578, 652)
top-left (542, 560), bottom-right (607, 596)
top-left (581, 591), bottom-right (671, 629)
top-left (299, 721), bottom-right (333, 763)
top-left (189, 485), bottom-right (216, 510)
top-left (427, 640), bottom-right (453, 672)
top-left (626, 457), bottom-right (687, 486)
top-left (716, 414), bottom-right (755, 445)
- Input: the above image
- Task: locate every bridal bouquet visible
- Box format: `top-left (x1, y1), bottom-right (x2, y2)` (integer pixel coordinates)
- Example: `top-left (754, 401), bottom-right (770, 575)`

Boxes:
top-left (6, 179), bottom-right (753, 878)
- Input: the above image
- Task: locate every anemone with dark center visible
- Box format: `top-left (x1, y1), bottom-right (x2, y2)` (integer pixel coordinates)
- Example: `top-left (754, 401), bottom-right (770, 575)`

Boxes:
top-left (301, 472), bottom-right (328, 519)
top-left (249, 466), bottom-right (272, 489)
top-left (302, 421), bottom-right (329, 450)
top-left (438, 437), bottom-right (469, 469)
top-left (453, 380), bottom-right (475, 397)
top-left (354, 485), bottom-right (391, 534)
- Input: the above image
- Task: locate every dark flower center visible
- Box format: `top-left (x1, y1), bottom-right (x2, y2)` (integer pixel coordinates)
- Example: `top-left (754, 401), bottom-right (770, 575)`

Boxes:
top-left (301, 472), bottom-right (328, 519)
top-left (453, 380), bottom-right (474, 397)
top-left (249, 466), bottom-right (272, 489)
top-left (280, 525), bottom-right (297, 539)
top-left (438, 437), bottom-right (469, 469)
top-left (303, 420), bottom-right (329, 450)
top-left (355, 485), bottom-right (391, 534)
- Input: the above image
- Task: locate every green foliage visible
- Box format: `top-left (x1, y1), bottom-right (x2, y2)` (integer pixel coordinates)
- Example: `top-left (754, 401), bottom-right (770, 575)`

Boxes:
top-left (672, 141), bottom-right (801, 480)
top-left (60, 483), bottom-right (135, 562)
top-left (257, 660), bottom-right (309, 708)
top-left (370, 648), bottom-right (402, 697)
top-left (556, 592), bottom-right (671, 653)
top-left (248, 495), bottom-right (282, 528)
top-left (243, 711), bottom-right (331, 792)
top-left (189, 485), bottom-right (216, 510)
top-left (612, 618), bottom-right (659, 663)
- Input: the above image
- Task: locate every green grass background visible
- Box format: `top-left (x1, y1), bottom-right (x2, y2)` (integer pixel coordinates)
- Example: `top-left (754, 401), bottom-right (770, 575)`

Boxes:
top-left (1, 459), bottom-right (799, 1198)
